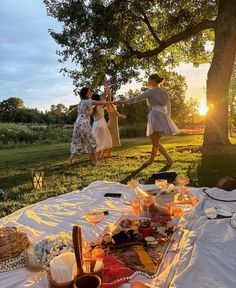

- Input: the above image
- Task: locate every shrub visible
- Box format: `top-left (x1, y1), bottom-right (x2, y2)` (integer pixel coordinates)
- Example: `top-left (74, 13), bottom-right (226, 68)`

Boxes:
top-left (120, 124), bottom-right (146, 138)
top-left (0, 126), bottom-right (73, 146)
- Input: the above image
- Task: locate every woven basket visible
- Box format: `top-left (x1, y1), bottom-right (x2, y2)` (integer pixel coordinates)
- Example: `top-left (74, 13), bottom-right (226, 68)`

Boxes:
top-left (0, 227), bottom-right (30, 262)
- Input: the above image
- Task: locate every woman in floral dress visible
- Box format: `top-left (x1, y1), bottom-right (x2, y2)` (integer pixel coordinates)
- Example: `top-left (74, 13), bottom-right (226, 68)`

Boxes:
top-left (69, 87), bottom-right (114, 165)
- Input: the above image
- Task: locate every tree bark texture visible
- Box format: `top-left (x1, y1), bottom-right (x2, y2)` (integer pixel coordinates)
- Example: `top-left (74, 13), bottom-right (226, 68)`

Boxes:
top-left (204, 0), bottom-right (236, 147)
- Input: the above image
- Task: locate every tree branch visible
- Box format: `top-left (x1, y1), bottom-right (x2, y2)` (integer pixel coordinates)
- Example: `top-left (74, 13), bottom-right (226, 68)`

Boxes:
top-left (135, 4), bottom-right (162, 45)
top-left (124, 19), bottom-right (216, 59)
top-left (124, 40), bottom-right (134, 52)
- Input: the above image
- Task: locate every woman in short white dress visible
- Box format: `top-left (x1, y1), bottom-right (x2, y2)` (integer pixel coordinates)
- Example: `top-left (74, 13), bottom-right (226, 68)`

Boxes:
top-left (69, 87), bottom-right (114, 165)
top-left (92, 93), bottom-right (113, 159)
top-left (118, 74), bottom-right (179, 166)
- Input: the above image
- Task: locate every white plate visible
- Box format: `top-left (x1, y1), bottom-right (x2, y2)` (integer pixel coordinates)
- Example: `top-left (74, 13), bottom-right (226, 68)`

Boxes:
top-left (204, 208), bottom-right (217, 219)
top-left (216, 207), bottom-right (233, 217)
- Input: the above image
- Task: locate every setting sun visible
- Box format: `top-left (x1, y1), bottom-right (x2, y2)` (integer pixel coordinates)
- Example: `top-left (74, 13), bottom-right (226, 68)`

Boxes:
top-left (198, 100), bottom-right (208, 115)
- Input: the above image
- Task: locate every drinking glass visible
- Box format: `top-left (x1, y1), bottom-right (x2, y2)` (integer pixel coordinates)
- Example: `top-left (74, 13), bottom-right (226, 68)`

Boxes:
top-left (155, 179), bottom-right (168, 191)
top-left (85, 210), bottom-right (104, 244)
top-left (140, 195), bottom-right (156, 218)
top-left (175, 175), bottom-right (189, 192)
top-left (131, 199), bottom-right (140, 215)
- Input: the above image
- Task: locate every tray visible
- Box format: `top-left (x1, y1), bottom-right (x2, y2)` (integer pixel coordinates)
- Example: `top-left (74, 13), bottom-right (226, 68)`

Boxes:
top-left (102, 216), bottom-right (176, 276)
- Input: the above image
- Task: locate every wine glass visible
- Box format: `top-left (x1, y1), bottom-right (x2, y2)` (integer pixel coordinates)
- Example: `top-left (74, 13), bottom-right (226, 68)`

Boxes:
top-left (176, 175), bottom-right (189, 189)
top-left (131, 198), bottom-right (140, 215)
top-left (155, 179), bottom-right (168, 191)
top-left (175, 175), bottom-right (190, 195)
top-left (140, 194), bottom-right (156, 218)
top-left (85, 210), bottom-right (104, 245)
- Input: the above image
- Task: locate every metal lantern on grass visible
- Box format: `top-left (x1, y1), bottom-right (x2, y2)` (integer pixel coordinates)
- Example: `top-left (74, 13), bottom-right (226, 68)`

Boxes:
top-left (32, 171), bottom-right (44, 190)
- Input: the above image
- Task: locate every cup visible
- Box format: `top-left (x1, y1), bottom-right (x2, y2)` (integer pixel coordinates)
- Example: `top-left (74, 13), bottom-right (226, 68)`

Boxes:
top-left (73, 274), bottom-right (101, 288)
top-left (131, 199), bottom-right (140, 215)
top-left (155, 179), bottom-right (168, 191)
top-left (82, 259), bottom-right (104, 280)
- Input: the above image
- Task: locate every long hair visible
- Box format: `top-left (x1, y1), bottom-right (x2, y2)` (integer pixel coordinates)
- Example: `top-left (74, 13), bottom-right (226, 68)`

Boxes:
top-left (80, 87), bottom-right (90, 99)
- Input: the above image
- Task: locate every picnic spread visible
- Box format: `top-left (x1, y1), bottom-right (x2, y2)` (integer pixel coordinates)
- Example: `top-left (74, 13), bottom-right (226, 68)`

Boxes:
top-left (0, 180), bottom-right (236, 288)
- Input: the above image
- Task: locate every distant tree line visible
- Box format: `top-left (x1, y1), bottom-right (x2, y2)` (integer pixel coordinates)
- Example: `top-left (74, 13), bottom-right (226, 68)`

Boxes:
top-left (3, 67), bottom-right (235, 128)
top-left (0, 97), bottom-right (77, 125)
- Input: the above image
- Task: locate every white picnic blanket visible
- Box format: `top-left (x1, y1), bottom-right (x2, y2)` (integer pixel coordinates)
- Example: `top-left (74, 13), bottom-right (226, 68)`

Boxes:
top-left (0, 181), bottom-right (236, 288)
top-left (169, 187), bottom-right (236, 288)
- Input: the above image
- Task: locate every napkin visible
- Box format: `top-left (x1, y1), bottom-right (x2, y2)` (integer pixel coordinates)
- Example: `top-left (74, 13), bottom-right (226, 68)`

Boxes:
top-left (103, 255), bottom-right (134, 288)
top-left (50, 252), bottom-right (77, 284)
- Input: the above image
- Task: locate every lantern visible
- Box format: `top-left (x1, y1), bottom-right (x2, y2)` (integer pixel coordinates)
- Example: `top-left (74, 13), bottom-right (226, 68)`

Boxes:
top-left (32, 171), bottom-right (44, 190)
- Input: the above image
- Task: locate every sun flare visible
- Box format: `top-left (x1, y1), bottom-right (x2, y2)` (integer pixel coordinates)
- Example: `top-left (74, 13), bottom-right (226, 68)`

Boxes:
top-left (198, 100), bottom-right (208, 115)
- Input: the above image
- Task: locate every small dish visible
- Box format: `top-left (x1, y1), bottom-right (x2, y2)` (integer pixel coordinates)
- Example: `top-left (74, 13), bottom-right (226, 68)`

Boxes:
top-left (215, 207), bottom-right (233, 218)
top-left (204, 207), bottom-right (233, 219)
top-left (204, 207), bottom-right (217, 219)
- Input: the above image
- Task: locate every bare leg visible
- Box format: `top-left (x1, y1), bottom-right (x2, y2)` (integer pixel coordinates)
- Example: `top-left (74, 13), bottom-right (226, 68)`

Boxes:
top-left (106, 148), bottom-right (112, 158)
top-left (90, 152), bottom-right (97, 165)
top-left (96, 151), bottom-right (102, 160)
top-left (159, 144), bottom-right (174, 165)
top-left (144, 132), bottom-right (173, 165)
top-left (68, 153), bottom-right (75, 164)
top-left (143, 133), bottom-right (159, 165)
top-left (99, 149), bottom-right (106, 159)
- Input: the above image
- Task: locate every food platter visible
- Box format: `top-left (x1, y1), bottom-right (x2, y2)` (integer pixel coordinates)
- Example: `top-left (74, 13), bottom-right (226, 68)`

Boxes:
top-left (102, 216), bottom-right (176, 276)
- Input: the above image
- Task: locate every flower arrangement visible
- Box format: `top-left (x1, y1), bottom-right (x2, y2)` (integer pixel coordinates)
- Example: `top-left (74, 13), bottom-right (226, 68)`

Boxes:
top-left (34, 232), bottom-right (74, 267)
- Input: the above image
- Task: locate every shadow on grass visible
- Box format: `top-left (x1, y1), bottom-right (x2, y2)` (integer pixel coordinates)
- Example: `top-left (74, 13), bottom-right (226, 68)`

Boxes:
top-left (187, 148), bottom-right (236, 187)
top-left (120, 164), bottom-right (149, 184)
top-left (0, 160), bottom-right (89, 190)
top-left (0, 172), bottom-right (32, 190)
top-left (120, 163), bottom-right (173, 184)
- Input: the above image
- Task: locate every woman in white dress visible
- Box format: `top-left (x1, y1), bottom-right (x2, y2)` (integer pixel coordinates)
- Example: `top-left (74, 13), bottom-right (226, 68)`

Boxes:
top-left (117, 74), bottom-right (179, 166)
top-left (92, 93), bottom-right (113, 159)
top-left (69, 87), bottom-right (114, 165)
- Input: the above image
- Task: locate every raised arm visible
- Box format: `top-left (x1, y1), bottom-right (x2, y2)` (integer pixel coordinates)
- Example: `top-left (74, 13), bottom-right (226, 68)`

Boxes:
top-left (94, 100), bottom-right (114, 106)
top-left (117, 112), bottom-right (127, 119)
top-left (106, 81), bottom-right (112, 101)
top-left (123, 90), bottom-right (149, 104)
top-left (105, 81), bottom-right (117, 112)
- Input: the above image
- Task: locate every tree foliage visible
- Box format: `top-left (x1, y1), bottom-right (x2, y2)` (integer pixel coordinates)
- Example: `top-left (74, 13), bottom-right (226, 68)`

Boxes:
top-left (0, 97), bottom-right (24, 112)
top-left (44, 0), bottom-right (216, 92)
top-left (44, 0), bottom-right (236, 148)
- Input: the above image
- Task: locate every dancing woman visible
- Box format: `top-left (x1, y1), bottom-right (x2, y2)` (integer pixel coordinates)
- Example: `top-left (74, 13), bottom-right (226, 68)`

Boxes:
top-left (106, 84), bottom-right (126, 157)
top-left (117, 74), bottom-right (179, 166)
top-left (91, 93), bottom-right (112, 159)
top-left (69, 87), bottom-right (114, 165)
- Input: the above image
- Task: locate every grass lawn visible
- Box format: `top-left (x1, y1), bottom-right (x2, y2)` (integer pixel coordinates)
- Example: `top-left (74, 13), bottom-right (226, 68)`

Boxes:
top-left (0, 135), bottom-right (236, 218)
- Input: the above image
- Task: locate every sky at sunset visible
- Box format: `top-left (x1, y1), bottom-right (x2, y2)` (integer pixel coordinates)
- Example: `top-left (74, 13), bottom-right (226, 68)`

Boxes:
top-left (0, 1), bottom-right (210, 111)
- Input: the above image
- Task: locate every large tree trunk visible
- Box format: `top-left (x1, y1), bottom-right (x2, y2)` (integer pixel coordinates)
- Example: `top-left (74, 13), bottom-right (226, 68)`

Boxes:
top-left (203, 0), bottom-right (236, 148)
